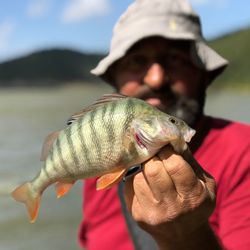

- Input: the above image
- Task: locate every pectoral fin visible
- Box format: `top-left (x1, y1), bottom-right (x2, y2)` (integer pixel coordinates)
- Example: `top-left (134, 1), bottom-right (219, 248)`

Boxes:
top-left (55, 181), bottom-right (75, 198)
top-left (96, 168), bottom-right (127, 190)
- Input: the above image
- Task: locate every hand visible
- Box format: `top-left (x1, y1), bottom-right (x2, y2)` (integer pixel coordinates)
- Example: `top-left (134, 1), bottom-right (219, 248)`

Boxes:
top-left (124, 145), bottom-right (219, 249)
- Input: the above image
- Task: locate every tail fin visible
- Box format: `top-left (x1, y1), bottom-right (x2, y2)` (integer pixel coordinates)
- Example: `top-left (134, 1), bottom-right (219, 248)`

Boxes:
top-left (11, 183), bottom-right (41, 223)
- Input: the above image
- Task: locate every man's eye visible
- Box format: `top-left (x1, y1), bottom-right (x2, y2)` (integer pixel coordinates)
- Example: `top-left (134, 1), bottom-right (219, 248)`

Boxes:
top-left (168, 54), bottom-right (190, 67)
top-left (126, 55), bottom-right (148, 71)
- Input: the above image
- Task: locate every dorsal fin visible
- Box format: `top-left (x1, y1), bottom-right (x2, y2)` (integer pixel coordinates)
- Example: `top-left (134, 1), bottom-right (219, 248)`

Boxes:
top-left (67, 93), bottom-right (127, 125)
top-left (40, 131), bottom-right (60, 161)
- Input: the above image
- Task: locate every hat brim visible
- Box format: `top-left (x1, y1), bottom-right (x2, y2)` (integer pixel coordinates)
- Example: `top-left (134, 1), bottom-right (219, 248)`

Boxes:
top-left (91, 31), bottom-right (228, 85)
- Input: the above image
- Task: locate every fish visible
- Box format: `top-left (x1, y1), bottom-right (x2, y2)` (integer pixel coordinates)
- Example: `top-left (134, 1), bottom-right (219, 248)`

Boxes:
top-left (11, 94), bottom-right (195, 223)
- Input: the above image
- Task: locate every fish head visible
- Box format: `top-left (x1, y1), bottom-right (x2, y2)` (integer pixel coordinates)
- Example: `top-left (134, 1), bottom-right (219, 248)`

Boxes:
top-left (132, 115), bottom-right (180, 153)
top-left (132, 114), bottom-right (196, 153)
top-left (163, 115), bottom-right (196, 143)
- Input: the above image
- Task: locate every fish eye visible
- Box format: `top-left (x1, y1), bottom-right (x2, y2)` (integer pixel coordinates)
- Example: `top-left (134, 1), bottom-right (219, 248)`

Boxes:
top-left (67, 118), bottom-right (76, 126)
top-left (169, 117), bottom-right (177, 124)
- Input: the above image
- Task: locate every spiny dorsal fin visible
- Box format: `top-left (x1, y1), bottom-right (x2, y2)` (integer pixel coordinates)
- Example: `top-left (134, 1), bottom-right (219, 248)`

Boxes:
top-left (67, 93), bottom-right (127, 125)
top-left (40, 131), bottom-right (60, 161)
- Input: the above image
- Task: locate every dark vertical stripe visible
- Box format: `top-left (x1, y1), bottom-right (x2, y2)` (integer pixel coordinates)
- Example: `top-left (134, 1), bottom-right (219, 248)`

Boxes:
top-left (49, 139), bottom-right (61, 172)
top-left (56, 136), bottom-right (70, 174)
top-left (43, 144), bottom-right (57, 178)
top-left (106, 101), bottom-right (117, 156)
top-left (101, 104), bottom-right (108, 124)
top-left (77, 116), bottom-right (92, 169)
top-left (65, 125), bottom-right (80, 174)
top-left (125, 98), bottom-right (135, 129)
top-left (89, 109), bottom-right (102, 162)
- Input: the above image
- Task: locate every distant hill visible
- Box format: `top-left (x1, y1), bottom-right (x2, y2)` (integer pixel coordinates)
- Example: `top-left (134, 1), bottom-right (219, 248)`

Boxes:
top-left (208, 27), bottom-right (250, 88)
top-left (0, 27), bottom-right (249, 88)
top-left (0, 49), bottom-right (105, 86)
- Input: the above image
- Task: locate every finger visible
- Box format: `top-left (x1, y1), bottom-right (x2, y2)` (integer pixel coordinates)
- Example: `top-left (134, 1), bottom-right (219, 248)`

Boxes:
top-left (182, 148), bottom-right (208, 180)
top-left (182, 148), bottom-right (216, 195)
top-left (142, 154), bottom-right (176, 202)
top-left (124, 170), bottom-right (156, 209)
top-left (124, 176), bottom-right (140, 214)
top-left (132, 170), bottom-right (156, 205)
top-left (158, 146), bottom-right (203, 197)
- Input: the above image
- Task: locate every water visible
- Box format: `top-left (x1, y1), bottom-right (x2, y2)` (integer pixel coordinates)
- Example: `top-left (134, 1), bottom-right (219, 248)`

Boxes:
top-left (205, 88), bottom-right (250, 124)
top-left (0, 85), bottom-right (249, 250)
top-left (0, 84), bottom-right (113, 250)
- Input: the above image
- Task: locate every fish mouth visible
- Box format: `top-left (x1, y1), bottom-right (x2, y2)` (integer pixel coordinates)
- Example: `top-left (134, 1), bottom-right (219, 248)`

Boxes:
top-left (183, 129), bottom-right (196, 142)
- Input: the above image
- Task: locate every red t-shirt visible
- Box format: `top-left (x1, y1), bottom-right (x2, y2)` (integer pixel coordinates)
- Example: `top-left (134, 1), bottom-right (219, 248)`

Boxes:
top-left (78, 118), bottom-right (250, 250)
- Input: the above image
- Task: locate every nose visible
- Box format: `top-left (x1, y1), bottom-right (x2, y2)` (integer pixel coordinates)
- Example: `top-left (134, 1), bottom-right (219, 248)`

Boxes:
top-left (143, 63), bottom-right (167, 89)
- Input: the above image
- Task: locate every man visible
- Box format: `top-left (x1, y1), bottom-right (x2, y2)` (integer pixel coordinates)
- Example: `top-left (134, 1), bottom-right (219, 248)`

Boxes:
top-left (78, 0), bottom-right (250, 249)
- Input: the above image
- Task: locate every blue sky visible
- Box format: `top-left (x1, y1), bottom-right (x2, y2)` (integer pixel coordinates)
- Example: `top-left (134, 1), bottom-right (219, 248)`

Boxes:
top-left (0, 0), bottom-right (249, 62)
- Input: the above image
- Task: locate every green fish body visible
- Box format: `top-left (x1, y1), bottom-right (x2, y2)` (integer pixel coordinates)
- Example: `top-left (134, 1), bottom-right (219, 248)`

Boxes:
top-left (12, 94), bottom-right (195, 222)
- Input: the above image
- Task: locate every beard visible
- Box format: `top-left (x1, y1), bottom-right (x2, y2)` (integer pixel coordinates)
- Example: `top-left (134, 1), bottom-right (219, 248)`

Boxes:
top-left (131, 84), bottom-right (206, 127)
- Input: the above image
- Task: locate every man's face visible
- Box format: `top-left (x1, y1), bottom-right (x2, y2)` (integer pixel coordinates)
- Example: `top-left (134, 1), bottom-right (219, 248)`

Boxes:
top-left (113, 37), bottom-right (206, 127)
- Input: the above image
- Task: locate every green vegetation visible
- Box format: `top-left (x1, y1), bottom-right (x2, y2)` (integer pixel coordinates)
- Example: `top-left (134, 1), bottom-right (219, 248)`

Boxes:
top-left (209, 27), bottom-right (250, 89)
top-left (0, 49), bottom-right (105, 86)
top-left (0, 27), bottom-right (249, 88)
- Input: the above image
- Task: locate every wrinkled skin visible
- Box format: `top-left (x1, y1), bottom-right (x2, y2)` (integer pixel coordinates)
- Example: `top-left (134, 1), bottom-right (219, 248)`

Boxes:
top-left (125, 146), bottom-right (217, 249)
top-left (112, 37), bottom-right (220, 249)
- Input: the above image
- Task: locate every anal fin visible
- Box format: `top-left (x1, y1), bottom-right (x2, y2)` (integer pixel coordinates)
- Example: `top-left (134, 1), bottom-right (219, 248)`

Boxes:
top-left (96, 168), bottom-right (127, 190)
top-left (55, 181), bottom-right (75, 198)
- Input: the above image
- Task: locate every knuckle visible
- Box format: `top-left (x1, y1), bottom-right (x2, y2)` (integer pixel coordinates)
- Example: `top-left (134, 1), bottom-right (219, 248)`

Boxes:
top-left (133, 171), bottom-right (144, 182)
top-left (178, 180), bottom-right (216, 213)
top-left (144, 161), bottom-right (163, 179)
top-left (165, 155), bottom-right (186, 176)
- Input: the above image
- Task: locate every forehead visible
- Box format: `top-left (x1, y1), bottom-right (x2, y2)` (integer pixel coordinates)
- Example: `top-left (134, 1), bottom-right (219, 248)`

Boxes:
top-left (127, 36), bottom-right (191, 55)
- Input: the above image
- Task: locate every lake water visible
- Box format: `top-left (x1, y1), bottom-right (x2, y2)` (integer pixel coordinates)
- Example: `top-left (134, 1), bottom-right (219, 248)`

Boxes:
top-left (0, 84), bottom-right (249, 250)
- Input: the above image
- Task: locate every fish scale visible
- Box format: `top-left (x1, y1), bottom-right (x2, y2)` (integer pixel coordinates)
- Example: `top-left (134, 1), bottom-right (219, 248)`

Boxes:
top-left (11, 94), bottom-right (196, 222)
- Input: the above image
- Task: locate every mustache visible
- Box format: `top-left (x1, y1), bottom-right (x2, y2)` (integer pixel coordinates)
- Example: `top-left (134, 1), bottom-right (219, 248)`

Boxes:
top-left (131, 84), bottom-right (176, 102)
top-left (129, 84), bottom-right (205, 126)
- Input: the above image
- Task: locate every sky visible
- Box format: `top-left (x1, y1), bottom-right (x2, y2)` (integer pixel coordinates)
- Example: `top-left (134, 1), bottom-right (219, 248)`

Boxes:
top-left (0, 0), bottom-right (249, 62)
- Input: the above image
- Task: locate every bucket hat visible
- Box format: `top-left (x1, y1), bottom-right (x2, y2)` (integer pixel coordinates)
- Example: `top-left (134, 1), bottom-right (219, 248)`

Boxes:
top-left (91, 0), bottom-right (228, 84)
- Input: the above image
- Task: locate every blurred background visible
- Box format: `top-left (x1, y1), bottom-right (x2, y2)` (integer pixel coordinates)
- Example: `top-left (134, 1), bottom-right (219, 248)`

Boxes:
top-left (0, 0), bottom-right (249, 249)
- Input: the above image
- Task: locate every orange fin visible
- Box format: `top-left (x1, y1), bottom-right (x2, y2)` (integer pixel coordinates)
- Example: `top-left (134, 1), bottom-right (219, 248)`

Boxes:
top-left (40, 131), bottom-right (60, 161)
top-left (96, 169), bottom-right (127, 190)
top-left (11, 183), bottom-right (41, 223)
top-left (55, 181), bottom-right (75, 198)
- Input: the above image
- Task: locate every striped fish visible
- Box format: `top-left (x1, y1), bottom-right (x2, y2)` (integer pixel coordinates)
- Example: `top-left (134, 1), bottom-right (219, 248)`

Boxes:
top-left (11, 94), bottom-right (195, 223)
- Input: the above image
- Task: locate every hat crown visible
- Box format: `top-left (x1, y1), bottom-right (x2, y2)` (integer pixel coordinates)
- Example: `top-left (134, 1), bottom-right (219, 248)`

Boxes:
top-left (91, 0), bottom-right (228, 84)
top-left (118, 0), bottom-right (197, 23)
top-left (111, 0), bottom-right (202, 50)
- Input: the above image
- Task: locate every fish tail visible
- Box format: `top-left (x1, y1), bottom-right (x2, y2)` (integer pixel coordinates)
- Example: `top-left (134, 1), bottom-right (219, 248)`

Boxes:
top-left (11, 182), bottom-right (41, 223)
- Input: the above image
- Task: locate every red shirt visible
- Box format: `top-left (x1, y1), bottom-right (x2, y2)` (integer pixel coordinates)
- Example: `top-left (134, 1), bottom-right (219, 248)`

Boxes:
top-left (78, 117), bottom-right (250, 250)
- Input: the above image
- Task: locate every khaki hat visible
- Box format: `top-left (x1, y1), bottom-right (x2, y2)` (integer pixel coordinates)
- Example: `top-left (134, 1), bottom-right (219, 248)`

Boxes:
top-left (91, 0), bottom-right (228, 84)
